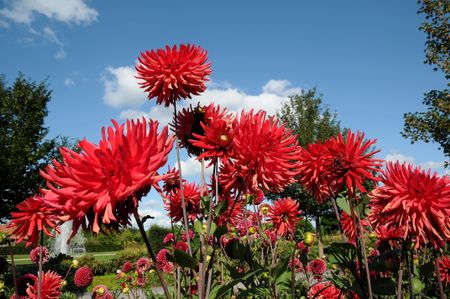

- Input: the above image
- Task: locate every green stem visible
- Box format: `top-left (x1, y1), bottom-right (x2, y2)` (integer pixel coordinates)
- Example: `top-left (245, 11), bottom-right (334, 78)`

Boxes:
top-left (397, 247), bottom-right (404, 299)
top-left (407, 250), bottom-right (414, 299)
top-left (8, 241), bottom-right (18, 298)
top-left (435, 249), bottom-right (447, 299)
top-left (37, 231), bottom-right (44, 299)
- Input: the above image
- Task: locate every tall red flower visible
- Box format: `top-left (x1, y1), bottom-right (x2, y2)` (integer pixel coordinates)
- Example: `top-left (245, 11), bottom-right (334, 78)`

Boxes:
top-left (309, 258), bottom-right (327, 276)
top-left (324, 130), bottom-right (382, 198)
top-left (190, 104), bottom-right (235, 163)
top-left (268, 198), bottom-right (301, 236)
top-left (369, 162), bottom-right (450, 248)
top-left (297, 142), bottom-right (334, 203)
top-left (41, 119), bottom-right (173, 234)
top-left (220, 110), bottom-right (301, 194)
top-left (437, 255), bottom-right (450, 287)
top-left (25, 271), bottom-right (63, 299)
top-left (307, 282), bottom-right (343, 299)
top-left (8, 193), bottom-right (60, 247)
top-left (136, 44), bottom-right (211, 107)
top-left (165, 182), bottom-right (201, 222)
top-left (29, 246), bottom-right (49, 264)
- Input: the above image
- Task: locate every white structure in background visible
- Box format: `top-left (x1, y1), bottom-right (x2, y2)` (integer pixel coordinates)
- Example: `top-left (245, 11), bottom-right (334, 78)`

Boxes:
top-left (52, 220), bottom-right (86, 255)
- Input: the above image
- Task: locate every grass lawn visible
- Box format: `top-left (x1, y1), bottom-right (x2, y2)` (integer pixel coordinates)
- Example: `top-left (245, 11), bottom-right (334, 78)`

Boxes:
top-left (7, 251), bottom-right (118, 265)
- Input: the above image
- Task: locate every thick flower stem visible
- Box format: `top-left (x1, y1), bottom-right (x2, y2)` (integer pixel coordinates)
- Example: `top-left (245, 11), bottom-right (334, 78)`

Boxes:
top-left (397, 248), bottom-right (405, 299)
top-left (354, 209), bottom-right (373, 299)
top-left (8, 240), bottom-right (18, 298)
top-left (435, 249), bottom-right (447, 299)
top-left (291, 245), bottom-right (297, 299)
top-left (173, 102), bottom-right (193, 256)
top-left (133, 210), bottom-right (171, 299)
top-left (38, 230), bottom-right (44, 299)
top-left (349, 202), bottom-right (371, 299)
top-left (407, 250), bottom-right (414, 299)
top-left (330, 196), bottom-right (346, 242)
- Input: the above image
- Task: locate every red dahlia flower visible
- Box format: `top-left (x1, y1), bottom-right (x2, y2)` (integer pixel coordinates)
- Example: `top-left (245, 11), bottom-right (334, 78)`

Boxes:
top-left (165, 182), bottom-right (201, 222)
top-left (29, 246), bottom-right (49, 264)
top-left (136, 257), bottom-right (151, 273)
top-left (324, 130), bottom-right (382, 198)
top-left (216, 198), bottom-right (243, 226)
top-left (121, 261), bottom-right (133, 273)
top-left (74, 266), bottom-right (93, 288)
top-left (92, 285), bottom-right (111, 299)
top-left (190, 104), bottom-right (235, 164)
top-left (41, 119), bottom-right (173, 235)
top-left (156, 248), bottom-right (174, 273)
top-left (289, 258), bottom-right (303, 273)
top-left (268, 198), bottom-right (301, 237)
top-left (136, 44), bottom-right (211, 107)
top-left (309, 258), bottom-right (327, 276)
top-left (162, 166), bottom-right (184, 194)
top-left (369, 162), bottom-right (450, 248)
top-left (220, 110), bottom-right (301, 194)
top-left (15, 274), bottom-right (35, 296)
top-left (26, 271), bottom-right (63, 299)
top-left (437, 255), bottom-right (450, 287)
top-left (181, 230), bottom-right (194, 242)
top-left (9, 193), bottom-right (60, 247)
top-left (340, 211), bottom-right (370, 243)
top-left (163, 233), bottom-right (175, 244)
top-left (297, 142), bottom-right (334, 203)
top-left (175, 241), bottom-right (189, 252)
top-left (307, 282), bottom-right (343, 299)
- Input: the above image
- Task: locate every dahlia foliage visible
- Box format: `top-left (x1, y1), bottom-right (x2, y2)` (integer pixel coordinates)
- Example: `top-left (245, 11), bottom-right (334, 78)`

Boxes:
top-left (6, 43), bottom-right (450, 298)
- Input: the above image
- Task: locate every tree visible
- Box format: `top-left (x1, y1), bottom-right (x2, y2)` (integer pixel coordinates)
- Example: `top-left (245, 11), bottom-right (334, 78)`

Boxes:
top-left (0, 74), bottom-right (67, 221)
top-left (402, 0), bottom-right (450, 167)
top-left (271, 88), bottom-right (342, 257)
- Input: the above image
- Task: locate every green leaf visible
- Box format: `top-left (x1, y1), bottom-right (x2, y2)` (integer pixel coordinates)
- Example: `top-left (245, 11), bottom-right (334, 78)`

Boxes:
top-left (173, 250), bottom-right (197, 269)
top-left (336, 196), bottom-right (351, 215)
top-left (372, 278), bottom-right (396, 295)
top-left (194, 220), bottom-right (203, 235)
top-left (325, 243), bottom-right (356, 270)
top-left (271, 257), bottom-right (289, 280)
top-left (412, 277), bottom-right (425, 293)
top-left (215, 198), bottom-right (229, 216)
top-left (209, 222), bottom-right (217, 235)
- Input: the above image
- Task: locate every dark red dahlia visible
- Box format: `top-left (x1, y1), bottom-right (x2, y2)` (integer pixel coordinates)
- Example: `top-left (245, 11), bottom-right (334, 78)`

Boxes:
top-left (165, 182), bottom-right (201, 222)
top-left (289, 258), bottom-right (303, 273)
top-left (29, 246), bottom-right (49, 264)
top-left (92, 285), bottom-right (110, 299)
top-left (16, 274), bottom-right (36, 296)
top-left (26, 271), bottom-right (63, 299)
top-left (162, 166), bottom-right (184, 194)
top-left (369, 162), bottom-right (450, 248)
top-left (309, 258), bottom-right (327, 276)
top-left (136, 257), bottom-right (151, 273)
top-left (121, 261), bottom-right (133, 273)
top-left (136, 44), bottom-right (211, 107)
top-left (323, 130), bottom-right (382, 198)
top-left (307, 281), bottom-right (343, 299)
top-left (297, 241), bottom-right (311, 254)
top-left (181, 230), bottom-right (194, 242)
top-left (268, 198), bottom-right (302, 237)
top-left (74, 266), bottom-right (94, 288)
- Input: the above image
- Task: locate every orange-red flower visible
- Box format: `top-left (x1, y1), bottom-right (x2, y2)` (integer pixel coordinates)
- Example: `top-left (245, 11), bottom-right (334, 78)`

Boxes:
top-left (136, 44), bottom-right (211, 107)
top-left (41, 119), bottom-right (173, 234)
top-left (268, 198), bottom-right (301, 236)
top-left (324, 130), bottom-right (382, 198)
top-left (165, 182), bottom-right (201, 222)
top-left (340, 211), bottom-right (370, 243)
top-left (307, 282), bottom-right (343, 299)
top-left (437, 255), bottom-right (450, 287)
top-left (26, 271), bottom-right (63, 299)
top-left (369, 162), bottom-right (450, 249)
top-left (220, 110), bottom-right (301, 194)
top-left (9, 193), bottom-right (60, 247)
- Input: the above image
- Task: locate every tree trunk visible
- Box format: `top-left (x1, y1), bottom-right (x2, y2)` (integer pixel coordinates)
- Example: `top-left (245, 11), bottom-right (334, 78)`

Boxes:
top-left (315, 216), bottom-right (324, 258)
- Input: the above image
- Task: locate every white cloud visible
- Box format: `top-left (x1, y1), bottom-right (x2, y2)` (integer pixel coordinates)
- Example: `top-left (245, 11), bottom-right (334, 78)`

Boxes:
top-left (102, 66), bottom-right (148, 108)
top-left (173, 156), bottom-right (214, 179)
top-left (0, 0), bottom-right (98, 25)
top-left (42, 27), bottom-right (66, 59)
top-left (119, 109), bottom-right (149, 121)
top-left (384, 151), bottom-right (415, 164)
top-left (262, 79), bottom-right (302, 97)
top-left (64, 78), bottom-right (75, 87)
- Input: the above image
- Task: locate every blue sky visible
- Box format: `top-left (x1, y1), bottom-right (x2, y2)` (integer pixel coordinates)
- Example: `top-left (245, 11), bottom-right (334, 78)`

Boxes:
top-left (1, 1), bottom-right (448, 226)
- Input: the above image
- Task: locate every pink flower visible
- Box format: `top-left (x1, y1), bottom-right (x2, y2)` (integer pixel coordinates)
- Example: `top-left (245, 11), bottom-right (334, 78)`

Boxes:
top-left (29, 246), bottom-right (49, 265)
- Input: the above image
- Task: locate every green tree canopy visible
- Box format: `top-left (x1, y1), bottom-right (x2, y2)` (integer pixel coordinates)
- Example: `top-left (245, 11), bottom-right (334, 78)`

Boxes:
top-left (0, 73), bottom-right (69, 221)
top-left (402, 0), bottom-right (450, 167)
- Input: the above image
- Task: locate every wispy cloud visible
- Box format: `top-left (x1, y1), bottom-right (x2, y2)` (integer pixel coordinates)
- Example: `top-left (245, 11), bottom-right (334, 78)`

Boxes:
top-left (64, 78), bottom-right (75, 87)
top-left (0, 0), bottom-right (98, 25)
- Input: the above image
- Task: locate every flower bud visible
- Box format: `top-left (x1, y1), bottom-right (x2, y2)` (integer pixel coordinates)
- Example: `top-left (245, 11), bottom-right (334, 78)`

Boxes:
top-left (72, 259), bottom-right (79, 268)
top-left (304, 232), bottom-right (316, 246)
top-left (248, 227), bottom-right (256, 235)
